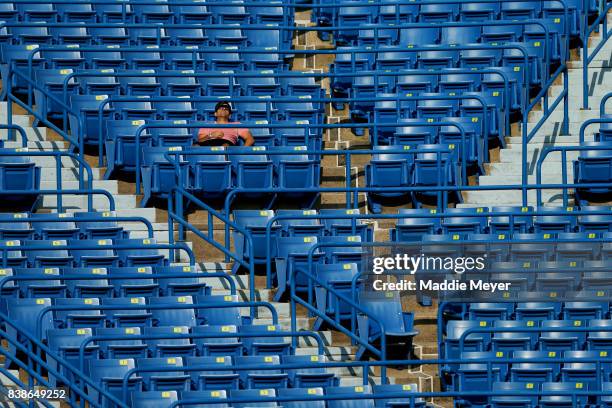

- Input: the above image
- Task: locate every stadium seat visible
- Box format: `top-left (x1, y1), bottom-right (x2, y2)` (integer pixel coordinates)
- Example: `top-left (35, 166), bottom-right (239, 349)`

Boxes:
top-left (88, 358), bottom-right (142, 406)
top-left (137, 357), bottom-right (190, 391)
top-left (95, 326), bottom-right (147, 359)
top-left (191, 325), bottom-right (242, 358)
top-left (234, 355), bottom-right (288, 389)
top-left (326, 386), bottom-right (375, 408)
top-left (282, 355), bottom-right (337, 388)
top-left (144, 326), bottom-right (196, 358)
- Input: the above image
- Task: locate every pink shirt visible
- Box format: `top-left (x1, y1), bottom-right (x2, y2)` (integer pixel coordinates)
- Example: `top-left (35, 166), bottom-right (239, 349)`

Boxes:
top-left (198, 122), bottom-right (250, 145)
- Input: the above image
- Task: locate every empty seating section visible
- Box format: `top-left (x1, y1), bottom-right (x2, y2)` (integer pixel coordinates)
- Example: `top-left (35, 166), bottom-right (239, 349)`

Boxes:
top-left (1, 0), bottom-right (612, 407)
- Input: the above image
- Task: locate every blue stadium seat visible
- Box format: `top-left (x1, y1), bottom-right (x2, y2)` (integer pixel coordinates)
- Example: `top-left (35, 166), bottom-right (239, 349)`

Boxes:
top-left (282, 355), bottom-right (337, 388)
top-left (89, 26), bottom-right (129, 46)
top-left (88, 358), bottom-right (142, 406)
top-left (510, 350), bottom-right (560, 382)
top-left (274, 235), bottom-right (324, 301)
top-left (0, 150), bottom-right (41, 211)
top-left (392, 208), bottom-right (441, 242)
top-left (141, 146), bottom-right (189, 207)
top-left (313, 262), bottom-right (359, 330)
top-left (69, 94), bottom-right (112, 147)
top-left (46, 327), bottom-right (98, 387)
top-left (15, 2), bottom-right (57, 22)
top-left (319, 209), bottom-right (372, 241)
top-left (326, 385), bottom-right (375, 408)
top-left (115, 238), bottom-right (166, 267)
top-left (234, 355), bottom-right (288, 389)
top-left (95, 326), bottom-right (147, 359)
top-left (195, 294), bottom-right (248, 327)
top-left (489, 206), bottom-right (534, 233)
top-left (137, 357), bottom-right (190, 391)
top-left (574, 142), bottom-right (612, 205)
top-left (239, 324), bottom-right (291, 356)
top-left (365, 145), bottom-right (412, 214)
top-left (491, 320), bottom-right (539, 352)
top-left (276, 209), bottom-right (324, 237)
top-left (373, 384), bottom-right (425, 408)
top-left (101, 296), bottom-right (152, 327)
top-left (5, 298), bottom-right (53, 360)
top-left (75, 211), bottom-right (127, 240)
top-left (149, 296), bottom-right (196, 327)
top-left (540, 382), bottom-right (589, 408)
top-left (14, 267), bottom-right (65, 298)
top-left (456, 351), bottom-right (508, 406)
top-left (442, 207), bottom-right (489, 237)
top-left (412, 144), bottom-right (462, 207)
top-left (490, 382), bottom-right (539, 408)
top-left (232, 210), bottom-right (279, 274)
top-left (278, 387), bottom-right (326, 408)
top-left (187, 147), bottom-right (232, 200)
top-left (184, 356), bottom-right (238, 391)
top-left (31, 213), bottom-right (79, 239)
top-left (154, 265), bottom-right (208, 297)
top-left (108, 266), bottom-right (157, 297)
top-left (191, 325), bottom-right (242, 358)
top-left (144, 326), bottom-right (196, 358)
top-left (171, 1), bottom-right (211, 24)
top-left (539, 320), bottom-right (586, 351)
top-left (181, 390), bottom-right (230, 407)
top-left (356, 294), bottom-right (418, 360)
top-left (231, 388), bottom-right (278, 408)
top-left (132, 390), bottom-right (179, 408)
top-left (0, 213), bottom-right (34, 240)
top-left (53, 297), bottom-right (104, 328)
top-left (26, 239), bottom-right (73, 268)
top-left (75, 69), bottom-right (120, 95)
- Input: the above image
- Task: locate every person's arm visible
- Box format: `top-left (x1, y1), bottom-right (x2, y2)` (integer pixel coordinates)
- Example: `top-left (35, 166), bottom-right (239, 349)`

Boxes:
top-left (240, 129), bottom-right (255, 146)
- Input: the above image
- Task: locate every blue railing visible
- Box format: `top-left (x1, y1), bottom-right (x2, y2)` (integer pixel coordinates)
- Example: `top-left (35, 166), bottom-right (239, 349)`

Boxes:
top-left (582, 1), bottom-right (612, 108)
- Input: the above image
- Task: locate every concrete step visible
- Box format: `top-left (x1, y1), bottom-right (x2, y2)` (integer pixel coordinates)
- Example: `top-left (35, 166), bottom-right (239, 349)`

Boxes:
top-left (3, 141), bottom-right (67, 150)
top-left (40, 179), bottom-right (118, 193)
top-left (463, 189), bottom-right (571, 205)
top-left (38, 167), bottom-right (104, 181)
top-left (499, 148), bottom-right (579, 163)
top-left (64, 207), bottom-right (158, 223)
top-left (506, 134), bottom-right (596, 144)
top-left (0, 126), bottom-right (48, 140)
top-left (487, 162), bottom-right (573, 174)
top-left (479, 173), bottom-right (574, 185)
top-left (528, 109), bottom-right (601, 123)
top-left (41, 194), bottom-right (139, 211)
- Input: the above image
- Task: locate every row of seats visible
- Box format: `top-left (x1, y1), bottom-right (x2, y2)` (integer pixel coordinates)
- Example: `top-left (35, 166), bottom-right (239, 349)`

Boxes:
top-left (127, 385), bottom-right (425, 408)
top-left (0, 265), bottom-right (206, 299)
top-left (35, 68), bottom-right (323, 98)
top-left (1, 24), bottom-right (290, 49)
top-left (0, 1), bottom-right (294, 25)
top-left (0, 238), bottom-right (167, 268)
top-left (391, 206), bottom-right (612, 240)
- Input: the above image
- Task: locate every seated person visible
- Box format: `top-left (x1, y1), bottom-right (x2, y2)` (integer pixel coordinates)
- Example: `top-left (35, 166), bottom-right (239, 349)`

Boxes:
top-left (197, 101), bottom-right (255, 147)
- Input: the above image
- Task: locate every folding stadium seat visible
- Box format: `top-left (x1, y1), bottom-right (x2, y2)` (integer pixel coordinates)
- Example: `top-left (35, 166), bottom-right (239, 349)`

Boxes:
top-left (14, 267), bottom-right (65, 298)
top-left (195, 294), bottom-right (248, 327)
top-left (207, 28), bottom-right (247, 48)
top-left (115, 238), bottom-right (166, 267)
top-left (350, 73), bottom-right (394, 122)
top-left (0, 239), bottom-right (27, 268)
top-left (539, 320), bottom-right (586, 351)
top-left (563, 298), bottom-right (608, 321)
top-left (442, 207), bottom-right (488, 237)
top-left (377, 0), bottom-right (417, 23)
top-left (554, 232), bottom-right (600, 263)
top-left (416, 93), bottom-right (460, 120)
top-left (191, 325), bottom-right (242, 358)
top-left (412, 144), bottom-right (463, 207)
top-left (157, 71), bottom-right (199, 97)
top-left (74, 211), bottom-right (126, 240)
top-left (42, 48), bottom-right (86, 70)
top-left (501, 1), bottom-right (542, 20)
top-left (274, 236), bottom-right (324, 301)
top-left (273, 125), bottom-right (319, 151)
top-left (69, 94), bottom-right (112, 147)
top-left (275, 210), bottom-right (324, 237)
top-left (280, 75), bottom-right (323, 99)
top-left (456, 351), bottom-right (508, 407)
top-left (234, 355), bottom-right (288, 389)
top-left (278, 387), bottom-right (325, 408)
top-left (105, 120), bottom-right (154, 178)
top-left (0, 44), bottom-right (45, 97)
top-left (319, 209), bottom-right (372, 241)
top-left (459, 1), bottom-right (500, 21)
top-left (459, 48), bottom-right (502, 71)
top-left (89, 26), bottom-right (129, 46)
top-left (46, 328), bottom-right (99, 387)
top-left (271, 146), bottom-right (321, 206)
top-left (440, 26), bottom-right (482, 45)
top-left (171, 1), bottom-right (212, 24)
top-left (577, 205), bottom-right (612, 232)
top-left (75, 70), bottom-right (120, 96)
top-left (102, 296), bottom-right (151, 327)
top-left (95, 327), bottom-right (147, 359)
top-left (392, 208), bottom-right (441, 242)
top-left (313, 263), bottom-right (359, 330)
top-left (132, 0), bottom-right (173, 23)
top-left (82, 47), bottom-right (126, 70)
top-left (53, 297), bottom-right (105, 328)
top-left (187, 147), bottom-right (232, 200)
top-left (356, 24), bottom-right (399, 47)
top-left (183, 356), bottom-right (238, 391)
top-left (0, 3), bottom-right (17, 22)
top-left (443, 320), bottom-right (491, 374)
top-left (208, 0), bottom-right (249, 24)
top-left (25, 239), bottom-right (73, 268)
top-left (56, 0), bottom-right (95, 23)
top-left (399, 27), bottom-right (440, 48)
top-left (373, 384), bottom-right (426, 408)
top-left (490, 382), bottom-right (540, 408)
top-left (123, 47), bottom-right (164, 70)
top-left (166, 28), bottom-right (207, 47)
top-left (356, 294), bottom-right (418, 360)
top-left (533, 207), bottom-right (577, 234)
top-left (603, 382), bottom-right (612, 408)
top-left (108, 266), bottom-right (157, 297)
top-left (202, 50), bottom-right (245, 72)
top-left (149, 296), bottom-right (196, 328)
top-left (375, 47), bottom-right (415, 71)
top-left (481, 24), bottom-right (523, 44)
top-left (419, 2), bottom-right (460, 22)
top-left (239, 324), bottom-right (291, 356)
top-left (128, 27), bottom-right (169, 46)
top-left (4, 298), bottom-right (53, 361)
top-left (319, 235), bottom-right (364, 265)
top-left (336, 3), bottom-right (375, 45)
top-left (586, 320), bottom-right (612, 351)
top-left (15, 2), bottom-right (57, 22)
top-left (117, 71), bottom-right (160, 96)
top-left (146, 121), bottom-right (193, 148)
top-left (238, 75), bottom-right (281, 97)
top-left (515, 295), bottom-right (561, 321)
top-left (235, 100), bottom-right (276, 122)
top-left (137, 357), bottom-right (190, 391)
top-left (275, 98), bottom-right (323, 124)
top-left (30, 213), bottom-right (79, 240)
top-left (326, 386), bottom-right (375, 408)
top-left (491, 320), bottom-right (539, 352)
top-left (0, 214), bottom-right (33, 240)
top-left (231, 388), bottom-right (278, 408)
top-left (509, 233), bottom-right (555, 263)
top-left (282, 355), bottom-right (337, 388)
top-left (534, 261), bottom-right (582, 293)
top-left (468, 302), bottom-right (514, 323)
top-left (365, 146), bottom-right (412, 214)
top-left (143, 326), bottom-right (196, 358)
top-left (181, 390), bottom-right (230, 407)
top-left (88, 358), bottom-right (143, 406)
top-left (0, 26), bottom-right (9, 45)
top-left (154, 265), bottom-right (207, 297)
top-left (329, 47), bottom-right (375, 109)
top-left (390, 118), bottom-right (438, 147)
top-left (94, 2), bottom-right (134, 23)
top-left (489, 206), bottom-right (534, 234)
top-left (154, 99), bottom-right (197, 121)
top-left (574, 142), bottom-right (612, 205)
top-left (510, 350), bottom-right (560, 382)
top-left (132, 391), bottom-right (178, 408)
top-left (540, 382), bottom-right (589, 408)
top-left (232, 210), bottom-right (279, 274)
top-left (51, 27), bottom-right (91, 47)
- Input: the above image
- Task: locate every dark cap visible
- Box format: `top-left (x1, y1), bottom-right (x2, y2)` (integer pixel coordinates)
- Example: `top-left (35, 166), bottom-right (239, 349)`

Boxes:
top-left (214, 101), bottom-right (233, 114)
